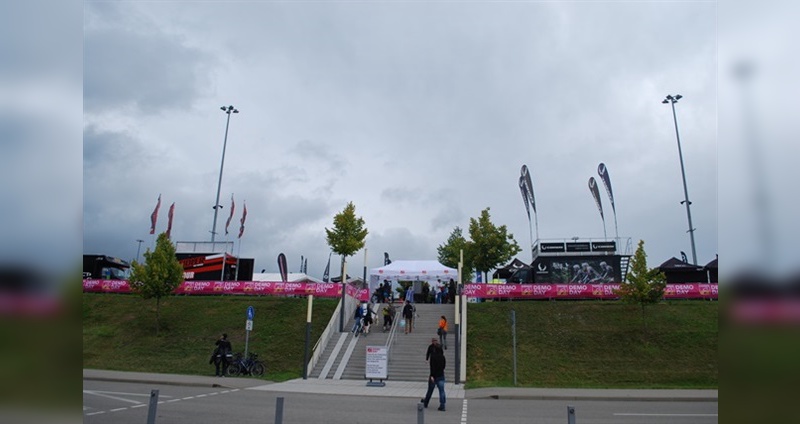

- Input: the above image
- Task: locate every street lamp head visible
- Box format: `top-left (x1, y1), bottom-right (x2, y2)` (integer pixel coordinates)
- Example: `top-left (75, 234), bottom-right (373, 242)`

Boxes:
top-left (662, 99), bottom-right (669, 104)
top-left (220, 106), bottom-right (226, 111)
top-left (675, 94), bottom-right (683, 100)
top-left (233, 109), bottom-right (239, 113)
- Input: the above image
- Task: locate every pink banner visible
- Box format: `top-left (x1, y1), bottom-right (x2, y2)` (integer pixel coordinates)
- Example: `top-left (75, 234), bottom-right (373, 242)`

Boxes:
top-left (83, 279), bottom-right (371, 300)
top-left (462, 283), bottom-right (717, 300)
top-left (83, 280), bottom-right (715, 300)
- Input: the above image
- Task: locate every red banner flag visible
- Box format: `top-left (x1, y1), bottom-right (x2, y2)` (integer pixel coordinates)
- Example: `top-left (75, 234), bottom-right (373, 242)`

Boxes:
top-left (225, 194), bottom-right (235, 235)
top-left (166, 202), bottom-right (175, 239)
top-left (149, 194), bottom-right (161, 234)
top-left (238, 202), bottom-right (247, 238)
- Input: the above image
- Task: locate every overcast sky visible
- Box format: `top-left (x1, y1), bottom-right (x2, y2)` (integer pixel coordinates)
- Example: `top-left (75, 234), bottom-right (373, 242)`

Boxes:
top-left (80, 1), bottom-right (724, 279)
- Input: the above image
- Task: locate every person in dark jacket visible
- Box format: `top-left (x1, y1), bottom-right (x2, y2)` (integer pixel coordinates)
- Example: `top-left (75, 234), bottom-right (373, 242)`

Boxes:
top-left (421, 345), bottom-right (446, 411)
top-left (402, 300), bottom-right (414, 334)
top-left (212, 333), bottom-right (232, 377)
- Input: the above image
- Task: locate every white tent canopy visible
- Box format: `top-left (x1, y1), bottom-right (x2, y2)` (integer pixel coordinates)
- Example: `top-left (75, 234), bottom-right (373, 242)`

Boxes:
top-left (369, 260), bottom-right (458, 293)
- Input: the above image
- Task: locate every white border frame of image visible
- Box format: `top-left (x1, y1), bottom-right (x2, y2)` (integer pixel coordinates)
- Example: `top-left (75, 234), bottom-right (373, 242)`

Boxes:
top-left (174, 241), bottom-right (234, 254)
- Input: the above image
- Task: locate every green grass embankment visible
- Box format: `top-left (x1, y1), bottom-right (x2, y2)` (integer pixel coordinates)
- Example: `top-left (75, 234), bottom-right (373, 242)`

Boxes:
top-left (83, 294), bottom-right (338, 381)
top-left (467, 300), bottom-right (718, 389)
top-left (84, 294), bottom-right (717, 388)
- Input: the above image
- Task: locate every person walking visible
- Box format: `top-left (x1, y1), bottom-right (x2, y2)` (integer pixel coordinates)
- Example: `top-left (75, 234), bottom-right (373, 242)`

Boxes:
top-left (437, 315), bottom-right (448, 350)
top-left (363, 304), bottom-right (374, 335)
top-left (382, 303), bottom-right (393, 331)
top-left (351, 303), bottom-right (364, 335)
top-left (421, 344), bottom-right (447, 411)
top-left (402, 300), bottom-right (414, 334)
top-left (425, 338), bottom-right (440, 362)
top-left (211, 333), bottom-right (232, 377)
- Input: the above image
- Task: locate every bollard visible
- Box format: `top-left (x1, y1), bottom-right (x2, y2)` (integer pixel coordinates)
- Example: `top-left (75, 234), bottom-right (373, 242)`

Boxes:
top-left (146, 389), bottom-right (159, 424)
top-left (567, 405), bottom-right (576, 424)
top-left (417, 401), bottom-right (425, 424)
top-left (275, 397), bottom-right (285, 424)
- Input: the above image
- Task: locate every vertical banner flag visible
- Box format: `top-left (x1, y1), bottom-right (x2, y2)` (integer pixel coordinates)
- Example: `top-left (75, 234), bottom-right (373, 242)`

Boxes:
top-left (300, 256), bottom-right (304, 273)
top-left (323, 252), bottom-right (332, 282)
top-left (303, 258), bottom-right (308, 274)
top-left (384, 252), bottom-right (391, 266)
top-left (519, 175), bottom-right (531, 220)
top-left (681, 251), bottom-right (688, 263)
top-left (166, 202), bottom-right (175, 239)
top-left (225, 194), bottom-right (235, 235)
top-left (597, 163), bottom-right (615, 213)
top-left (149, 194), bottom-right (161, 234)
top-left (588, 177), bottom-right (605, 221)
top-left (521, 164), bottom-right (536, 214)
top-left (238, 201), bottom-right (247, 238)
top-left (278, 253), bottom-right (288, 282)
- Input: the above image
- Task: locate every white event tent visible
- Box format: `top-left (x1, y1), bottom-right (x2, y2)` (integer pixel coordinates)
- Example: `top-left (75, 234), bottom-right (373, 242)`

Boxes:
top-left (368, 260), bottom-right (458, 294)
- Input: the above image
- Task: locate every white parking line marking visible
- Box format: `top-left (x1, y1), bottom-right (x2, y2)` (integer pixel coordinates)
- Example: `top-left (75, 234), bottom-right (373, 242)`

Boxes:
top-left (461, 399), bottom-right (468, 424)
top-left (85, 387), bottom-right (241, 416)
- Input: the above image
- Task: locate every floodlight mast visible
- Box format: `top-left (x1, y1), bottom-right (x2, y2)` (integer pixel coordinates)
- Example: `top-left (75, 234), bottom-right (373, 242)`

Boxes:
top-left (663, 94), bottom-right (697, 265)
top-left (210, 105), bottom-right (239, 242)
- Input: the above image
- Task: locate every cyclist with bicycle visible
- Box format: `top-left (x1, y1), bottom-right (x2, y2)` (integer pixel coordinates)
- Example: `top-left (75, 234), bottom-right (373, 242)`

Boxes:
top-left (211, 333), bottom-right (232, 377)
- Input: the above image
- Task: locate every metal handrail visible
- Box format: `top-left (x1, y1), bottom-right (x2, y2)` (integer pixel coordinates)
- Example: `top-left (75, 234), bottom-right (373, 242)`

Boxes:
top-left (384, 303), bottom-right (400, 365)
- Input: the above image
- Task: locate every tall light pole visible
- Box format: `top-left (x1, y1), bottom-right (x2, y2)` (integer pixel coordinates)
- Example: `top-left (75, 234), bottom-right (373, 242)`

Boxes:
top-left (135, 239), bottom-right (144, 262)
top-left (210, 105), bottom-right (238, 242)
top-left (662, 94), bottom-right (697, 265)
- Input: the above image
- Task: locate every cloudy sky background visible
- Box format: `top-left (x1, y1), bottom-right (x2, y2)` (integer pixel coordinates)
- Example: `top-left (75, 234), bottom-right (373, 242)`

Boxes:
top-left (82, 1), bottom-right (721, 279)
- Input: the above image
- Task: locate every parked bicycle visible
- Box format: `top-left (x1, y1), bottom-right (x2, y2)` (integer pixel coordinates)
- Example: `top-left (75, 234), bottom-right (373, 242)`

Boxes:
top-left (227, 352), bottom-right (266, 377)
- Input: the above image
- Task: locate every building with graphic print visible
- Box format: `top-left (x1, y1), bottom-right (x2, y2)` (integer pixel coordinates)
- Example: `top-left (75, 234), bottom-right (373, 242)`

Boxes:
top-left (507, 238), bottom-right (632, 284)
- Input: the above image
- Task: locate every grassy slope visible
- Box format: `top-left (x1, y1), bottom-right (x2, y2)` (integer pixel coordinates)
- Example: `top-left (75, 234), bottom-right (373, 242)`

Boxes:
top-left (467, 300), bottom-right (718, 388)
top-left (83, 294), bottom-right (338, 381)
top-left (83, 294), bottom-right (717, 388)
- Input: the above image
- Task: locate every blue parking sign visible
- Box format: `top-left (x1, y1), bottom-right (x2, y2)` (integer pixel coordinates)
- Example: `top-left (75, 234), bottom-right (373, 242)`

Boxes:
top-left (246, 305), bottom-right (255, 320)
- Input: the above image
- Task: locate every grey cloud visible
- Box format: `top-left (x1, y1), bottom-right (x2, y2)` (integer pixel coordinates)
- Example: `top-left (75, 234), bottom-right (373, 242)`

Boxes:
top-left (84, 6), bottom-right (215, 114)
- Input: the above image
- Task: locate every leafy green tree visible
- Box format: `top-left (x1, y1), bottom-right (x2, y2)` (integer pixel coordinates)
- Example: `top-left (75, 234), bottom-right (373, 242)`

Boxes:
top-left (467, 207), bottom-right (521, 282)
top-left (437, 226), bottom-right (475, 281)
top-left (325, 201), bottom-right (368, 264)
top-left (615, 239), bottom-right (666, 333)
top-left (128, 232), bottom-right (184, 336)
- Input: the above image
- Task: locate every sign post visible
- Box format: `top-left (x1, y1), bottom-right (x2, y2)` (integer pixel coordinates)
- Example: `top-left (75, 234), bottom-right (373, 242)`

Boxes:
top-left (365, 345), bottom-right (387, 386)
top-left (245, 305), bottom-right (254, 360)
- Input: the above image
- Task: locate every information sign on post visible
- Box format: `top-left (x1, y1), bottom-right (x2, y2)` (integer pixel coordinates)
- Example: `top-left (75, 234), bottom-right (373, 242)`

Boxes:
top-left (365, 345), bottom-right (387, 386)
top-left (245, 306), bottom-right (254, 359)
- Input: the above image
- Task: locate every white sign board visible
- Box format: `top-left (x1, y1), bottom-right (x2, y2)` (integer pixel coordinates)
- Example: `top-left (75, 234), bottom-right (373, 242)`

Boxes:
top-left (245, 319), bottom-right (253, 331)
top-left (365, 345), bottom-right (388, 380)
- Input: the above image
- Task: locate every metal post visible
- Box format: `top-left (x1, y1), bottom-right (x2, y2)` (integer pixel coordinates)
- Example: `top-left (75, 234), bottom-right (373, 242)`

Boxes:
top-left (274, 397), bottom-right (284, 424)
top-left (135, 239), bottom-right (144, 262)
top-left (417, 401), bottom-right (425, 424)
top-left (146, 389), bottom-right (159, 424)
top-left (303, 295), bottom-right (313, 379)
top-left (511, 309), bottom-right (517, 386)
top-left (664, 95), bottom-right (697, 265)
top-left (455, 250), bottom-right (462, 384)
top-left (339, 258), bottom-right (347, 332)
top-left (211, 105), bottom-right (238, 242)
top-left (567, 405), bottom-right (576, 424)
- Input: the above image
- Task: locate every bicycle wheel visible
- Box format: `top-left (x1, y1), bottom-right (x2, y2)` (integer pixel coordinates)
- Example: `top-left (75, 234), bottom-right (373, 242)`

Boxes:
top-left (250, 361), bottom-right (265, 377)
top-left (227, 362), bottom-right (241, 376)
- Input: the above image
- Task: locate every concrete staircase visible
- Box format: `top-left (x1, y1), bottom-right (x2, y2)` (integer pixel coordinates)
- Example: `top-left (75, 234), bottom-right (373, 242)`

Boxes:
top-left (309, 302), bottom-right (457, 382)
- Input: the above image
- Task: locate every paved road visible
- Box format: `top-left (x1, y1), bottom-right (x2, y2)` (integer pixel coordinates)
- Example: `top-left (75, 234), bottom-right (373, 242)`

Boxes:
top-left (84, 379), bottom-right (717, 424)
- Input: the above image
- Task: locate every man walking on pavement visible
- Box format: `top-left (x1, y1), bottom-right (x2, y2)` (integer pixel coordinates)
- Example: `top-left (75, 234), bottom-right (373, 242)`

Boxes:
top-left (421, 343), bottom-right (446, 411)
